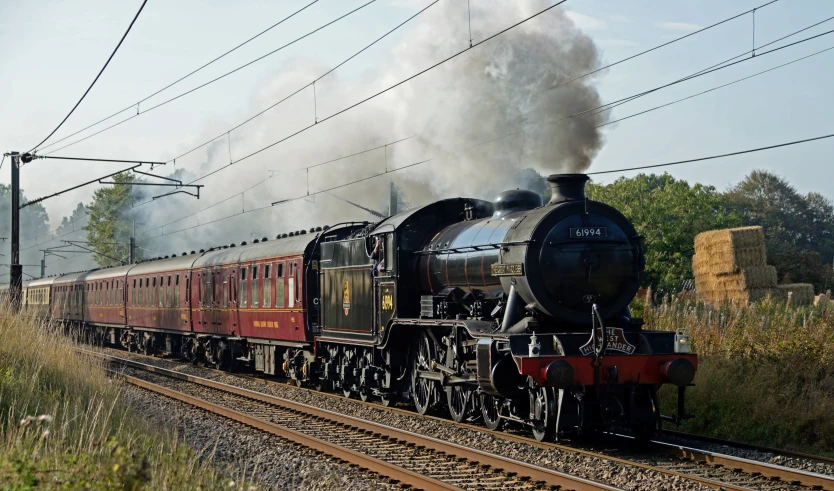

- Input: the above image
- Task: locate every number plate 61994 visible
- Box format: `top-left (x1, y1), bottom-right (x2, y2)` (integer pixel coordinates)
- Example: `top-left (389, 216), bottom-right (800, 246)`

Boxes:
top-left (570, 227), bottom-right (607, 238)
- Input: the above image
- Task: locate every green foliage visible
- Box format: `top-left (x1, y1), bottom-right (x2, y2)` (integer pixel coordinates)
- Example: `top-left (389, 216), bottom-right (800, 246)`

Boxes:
top-left (83, 173), bottom-right (141, 267)
top-left (587, 173), bottom-right (741, 292)
top-left (0, 184), bottom-right (50, 244)
top-left (648, 297), bottom-right (834, 455)
top-left (726, 170), bottom-right (834, 290)
top-left (0, 308), bottom-right (239, 490)
top-left (55, 203), bottom-right (88, 236)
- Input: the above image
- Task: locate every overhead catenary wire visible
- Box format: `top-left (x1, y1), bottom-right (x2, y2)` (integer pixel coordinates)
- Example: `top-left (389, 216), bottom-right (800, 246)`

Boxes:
top-left (163, 1), bottom-right (439, 166)
top-left (465, 15), bottom-right (834, 152)
top-left (587, 132), bottom-right (834, 176)
top-left (550, 0), bottom-right (780, 91)
top-left (144, 158), bottom-right (433, 240)
top-left (27, 0), bottom-right (148, 154)
top-left (181, 0), bottom-right (570, 187)
top-left (135, 135), bottom-right (417, 234)
top-left (596, 43), bottom-right (834, 129)
top-left (36, 0), bottom-right (321, 153)
top-left (43, 0), bottom-right (385, 156)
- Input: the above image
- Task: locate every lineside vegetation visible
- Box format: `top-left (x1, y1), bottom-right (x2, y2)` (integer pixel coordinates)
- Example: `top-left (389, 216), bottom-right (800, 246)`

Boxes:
top-left (0, 306), bottom-right (240, 490)
top-left (641, 296), bottom-right (834, 456)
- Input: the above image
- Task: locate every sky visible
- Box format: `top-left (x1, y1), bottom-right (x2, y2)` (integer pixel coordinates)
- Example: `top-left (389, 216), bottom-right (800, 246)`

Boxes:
top-left (1, 0), bottom-right (833, 275)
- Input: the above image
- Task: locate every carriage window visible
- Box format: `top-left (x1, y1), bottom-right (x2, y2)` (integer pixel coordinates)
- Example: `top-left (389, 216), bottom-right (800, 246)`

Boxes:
top-left (198, 273), bottom-right (203, 306)
top-left (223, 275), bottom-right (229, 308)
top-left (159, 276), bottom-right (164, 307)
top-left (275, 262), bottom-right (285, 308)
top-left (206, 271), bottom-right (211, 306)
top-left (263, 265), bottom-right (271, 308)
top-left (240, 267), bottom-right (248, 308)
top-left (252, 266), bottom-right (259, 307)
top-left (175, 274), bottom-right (180, 307)
top-left (145, 277), bottom-right (150, 306)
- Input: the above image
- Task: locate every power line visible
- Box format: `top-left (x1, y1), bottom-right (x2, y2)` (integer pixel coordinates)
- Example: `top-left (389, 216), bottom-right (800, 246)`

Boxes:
top-left (466, 16), bottom-right (834, 152)
top-left (27, 0), bottom-right (148, 153)
top-left (36, 0), bottom-right (321, 153)
top-left (587, 132), bottom-right (834, 176)
top-left (183, 0), bottom-right (569, 186)
top-left (144, 158), bottom-right (433, 240)
top-left (596, 43), bottom-right (834, 129)
top-left (163, 2), bottom-right (438, 166)
top-left (137, 134), bottom-right (416, 234)
top-left (550, 0), bottom-right (780, 90)
top-left (42, 0), bottom-right (383, 156)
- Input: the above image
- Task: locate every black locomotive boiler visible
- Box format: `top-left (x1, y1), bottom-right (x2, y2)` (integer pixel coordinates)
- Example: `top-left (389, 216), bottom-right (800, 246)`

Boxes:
top-left (308, 173), bottom-right (696, 440)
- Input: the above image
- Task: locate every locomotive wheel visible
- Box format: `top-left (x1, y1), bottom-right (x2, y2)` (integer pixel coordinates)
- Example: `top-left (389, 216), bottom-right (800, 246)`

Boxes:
top-left (411, 331), bottom-right (438, 415)
top-left (446, 384), bottom-right (471, 423)
top-left (358, 387), bottom-right (370, 402)
top-left (342, 387), bottom-right (352, 398)
top-left (480, 393), bottom-right (504, 431)
top-left (531, 387), bottom-right (557, 442)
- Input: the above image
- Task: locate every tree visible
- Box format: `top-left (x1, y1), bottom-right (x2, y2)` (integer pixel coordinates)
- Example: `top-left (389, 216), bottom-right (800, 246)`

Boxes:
top-left (83, 173), bottom-right (141, 267)
top-left (56, 203), bottom-right (88, 236)
top-left (587, 173), bottom-right (741, 292)
top-left (725, 170), bottom-right (834, 289)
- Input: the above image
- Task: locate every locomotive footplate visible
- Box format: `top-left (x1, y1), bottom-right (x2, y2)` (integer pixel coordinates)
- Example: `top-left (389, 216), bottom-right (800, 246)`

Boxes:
top-left (503, 332), bottom-right (698, 388)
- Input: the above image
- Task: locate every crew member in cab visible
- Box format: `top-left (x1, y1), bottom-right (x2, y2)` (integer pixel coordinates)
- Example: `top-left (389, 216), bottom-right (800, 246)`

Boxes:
top-left (370, 236), bottom-right (385, 275)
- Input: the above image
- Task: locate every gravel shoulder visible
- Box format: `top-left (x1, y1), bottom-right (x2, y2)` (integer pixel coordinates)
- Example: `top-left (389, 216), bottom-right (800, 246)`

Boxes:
top-left (122, 383), bottom-right (399, 490)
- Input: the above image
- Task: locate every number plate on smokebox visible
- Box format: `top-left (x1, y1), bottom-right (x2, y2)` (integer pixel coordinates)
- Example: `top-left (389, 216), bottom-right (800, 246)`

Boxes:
top-left (570, 227), bottom-right (607, 239)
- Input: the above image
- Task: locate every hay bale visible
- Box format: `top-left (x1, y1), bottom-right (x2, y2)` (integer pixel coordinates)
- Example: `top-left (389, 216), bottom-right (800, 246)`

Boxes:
top-left (778, 283), bottom-right (815, 306)
top-left (713, 266), bottom-right (778, 290)
top-left (693, 227), bottom-right (767, 274)
top-left (814, 293), bottom-right (831, 307)
top-left (694, 226), bottom-right (765, 250)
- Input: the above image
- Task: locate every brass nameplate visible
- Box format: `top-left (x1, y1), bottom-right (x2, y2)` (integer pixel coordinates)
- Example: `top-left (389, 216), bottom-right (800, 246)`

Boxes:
top-left (491, 263), bottom-right (524, 276)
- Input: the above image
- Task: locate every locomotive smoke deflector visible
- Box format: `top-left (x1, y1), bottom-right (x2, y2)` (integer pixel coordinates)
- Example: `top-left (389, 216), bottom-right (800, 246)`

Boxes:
top-left (547, 173), bottom-right (590, 204)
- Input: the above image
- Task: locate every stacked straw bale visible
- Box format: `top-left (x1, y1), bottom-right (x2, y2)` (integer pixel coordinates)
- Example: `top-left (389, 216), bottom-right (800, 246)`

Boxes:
top-left (778, 284), bottom-right (815, 306)
top-left (692, 226), bottom-right (814, 306)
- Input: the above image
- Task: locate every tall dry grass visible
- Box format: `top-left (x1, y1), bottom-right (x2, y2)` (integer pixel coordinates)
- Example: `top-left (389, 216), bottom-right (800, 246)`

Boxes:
top-left (0, 306), bottom-right (240, 489)
top-left (640, 295), bottom-right (834, 455)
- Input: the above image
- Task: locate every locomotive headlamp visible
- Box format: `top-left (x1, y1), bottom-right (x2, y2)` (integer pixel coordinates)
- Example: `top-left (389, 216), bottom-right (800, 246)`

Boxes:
top-left (674, 328), bottom-right (690, 353)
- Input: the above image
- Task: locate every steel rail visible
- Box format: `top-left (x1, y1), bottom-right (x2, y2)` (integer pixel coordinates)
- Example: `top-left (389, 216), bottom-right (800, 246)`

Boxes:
top-left (85, 347), bottom-right (834, 490)
top-left (86, 349), bottom-right (620, 491)
top-left (661, 430), bottom-right (834, 468)
top-left (118, 372), bottom-right (458, 491)
top-left (648, 439), bottom-right (834, 491)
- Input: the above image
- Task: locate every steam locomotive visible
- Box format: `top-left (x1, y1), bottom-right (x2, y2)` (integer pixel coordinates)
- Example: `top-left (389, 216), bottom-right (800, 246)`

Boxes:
top-left (9, 173), bottom-right (696, 441)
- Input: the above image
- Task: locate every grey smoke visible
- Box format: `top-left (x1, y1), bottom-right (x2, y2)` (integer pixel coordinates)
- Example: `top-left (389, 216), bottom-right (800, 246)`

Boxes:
top-left (50, 0), bottom-right (608, 271)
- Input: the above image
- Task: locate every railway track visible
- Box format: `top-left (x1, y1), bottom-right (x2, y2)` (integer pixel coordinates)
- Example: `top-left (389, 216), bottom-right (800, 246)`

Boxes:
top-left (84, 347), bottom-right (834, 491)
top-left (85, 349), bottom-right (618, 491)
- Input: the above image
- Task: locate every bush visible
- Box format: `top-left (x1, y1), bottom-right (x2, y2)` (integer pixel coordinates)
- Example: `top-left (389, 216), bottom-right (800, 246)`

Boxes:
top-left (644, 296), bottom-right (834, 456)
top-left (0, 307), bottom-right (239, 489)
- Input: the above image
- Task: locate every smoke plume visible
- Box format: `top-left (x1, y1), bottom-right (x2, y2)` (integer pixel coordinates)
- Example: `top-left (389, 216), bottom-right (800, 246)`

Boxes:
top-left (53, 0), bottom-right (610, 270)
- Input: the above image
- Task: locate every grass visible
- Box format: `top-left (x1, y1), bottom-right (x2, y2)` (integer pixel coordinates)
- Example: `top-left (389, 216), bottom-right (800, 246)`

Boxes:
top-left (0, 306), bottom-right (244, 490)
top-left (639, 294), bottom-right (834, 456)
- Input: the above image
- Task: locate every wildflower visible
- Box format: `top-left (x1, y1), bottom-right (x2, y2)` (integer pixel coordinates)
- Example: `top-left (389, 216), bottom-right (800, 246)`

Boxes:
top-left (39, 430), bottom-right (50, 441)
top-left (37, 414), bottom-right (53, 423)
top-left (19, 416), bottom-right (33, 427)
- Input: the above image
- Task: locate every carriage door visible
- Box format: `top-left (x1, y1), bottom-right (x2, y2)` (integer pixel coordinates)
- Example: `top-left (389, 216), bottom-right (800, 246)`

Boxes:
top-left (375, 234), bottom-right (396, 336)
top-left (207, 268), bottom-right (222, 334)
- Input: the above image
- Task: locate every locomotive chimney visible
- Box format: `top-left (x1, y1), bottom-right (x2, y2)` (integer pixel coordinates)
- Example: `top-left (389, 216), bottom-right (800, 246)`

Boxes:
top-left (547, 174), bottom-right (590, 204)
